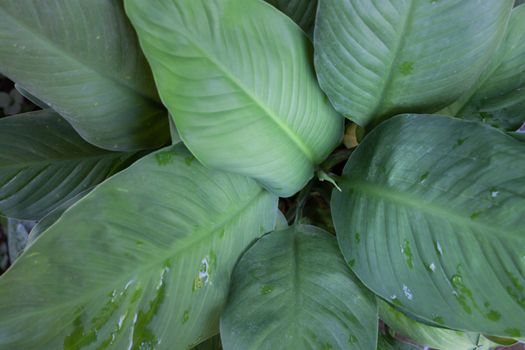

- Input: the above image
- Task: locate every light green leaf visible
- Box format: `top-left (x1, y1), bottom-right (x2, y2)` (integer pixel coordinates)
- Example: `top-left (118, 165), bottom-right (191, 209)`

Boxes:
top-left (449, 4), bottom-right (525, 131)
top-left (0, 110), bottom-right (139, 220)
top-left (483, 335), bottom-right (518, 346)
top-left (0, 0), bottom-right (168, 151)
top-left (125, 0), bottom-right (343, 197)
top-left (220, 225), bottom-right (377, 350)
top-left (0, 145), bottom-right (278, 349)
top-left (332, 115), bottom-right (525, 337)
top-left (314, 0), bottom-right (513, 126)
top-left (265, 0), bottom-right (318, 35)
top-left (379, 300), bottom-right (481, 350)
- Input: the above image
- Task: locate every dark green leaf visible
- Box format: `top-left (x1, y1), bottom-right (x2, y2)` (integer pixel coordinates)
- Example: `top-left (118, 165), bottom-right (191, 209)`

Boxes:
top-left (265, 0), bottom-right (318, 35)
top-left (0, 0), bottom-right (169, 151)
top-left (448, 4), bottom-right (525, 131)
top-left (0, 110), bottom-right (139, 220)
top-left (332, 115), bottom-right (525, 337)
top-left (221, 225), bottom-right (377, 350)
top-left (314, 0), bottom-right (513, 126)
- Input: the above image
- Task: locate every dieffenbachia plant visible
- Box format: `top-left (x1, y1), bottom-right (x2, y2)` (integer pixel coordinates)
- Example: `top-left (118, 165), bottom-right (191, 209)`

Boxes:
top-left (0, 0), bottom-right (523, 349)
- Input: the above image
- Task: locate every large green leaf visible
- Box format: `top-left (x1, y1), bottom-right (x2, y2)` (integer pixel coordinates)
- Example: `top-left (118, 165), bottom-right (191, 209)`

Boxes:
top-left (125, 0), bottom-right (343, 197)
top-left (448, 4), bottom-right (525, 131)
top-left (0, 110), bottom-right (139, 220)
top-left (220, 225), bottom-right (377, 350)
top-left (332, 115), bottom-right (525, 337)
top-left (0, 0), bottom-right (168, 151)
top-left (379, 300), bottom-right (483, 350)
top-left (0, 145), bottom-right (278, 349)
top-left (376, 335), bottom-right (420, 350)
top-left (314, 0), bottom-right (513, 126)
top-left (265, 0), bottom-right (318, 35)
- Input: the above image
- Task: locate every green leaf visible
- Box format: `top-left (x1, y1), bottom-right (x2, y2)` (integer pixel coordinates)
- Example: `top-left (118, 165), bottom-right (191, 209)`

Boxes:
top-left (5, 218), bottom-right (34, 262)
top-left (15, 83), bottom-right (48, 110)
top-left (26, 189), bottom-right (91, 247)
top-left (0, 110), bottom-right (139, 220)
top-left (379, 300), bottom-right (482, 350)
top-left (125, 0), bottom-right (343, 197)
top-left (450, 4), bottom-right (525, 131)
top-left (377, 335), bottom-right (420, 350)
top-left (265, 0), bottom-right (318, 35)
top-left (483, 335), bottom-right (518, 346)
top-left (0, 144), bottom-right (278, 349)
top-left (314, 0), bottom-right (513, 126)
top-left (332, 115), bottom-right (525, 337)
top-left (0, 0), bottom-right (168, 151)
top-left (192, 335), bottom-right (223, 350)
top-left (220, 225), bottom-right (377, 350)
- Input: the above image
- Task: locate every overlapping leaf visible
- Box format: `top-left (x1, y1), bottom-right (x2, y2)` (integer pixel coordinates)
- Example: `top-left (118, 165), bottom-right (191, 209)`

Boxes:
top-left (126, 0), bottom-right (343, 197)
top-left (0, 145), bottom-right (278, 349)
top-left (265, 0), bottom-right (318, 35)
top-left (0, 110), bottom-right (139, 220)
top-left (314, 0), bottom-right (513, 126)
top-left (0, 0), bottom-right (168, 151)
top-left (448, 4), bottom-right (525, 131)
top-left (379, 300), bottom-right (485, 350)
top-left (221, 225), bottom-right (377, 350)
top-left (332, 115), bottom-right (525, 337)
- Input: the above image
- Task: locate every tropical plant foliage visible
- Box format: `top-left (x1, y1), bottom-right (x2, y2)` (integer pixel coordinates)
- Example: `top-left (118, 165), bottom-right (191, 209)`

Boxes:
top-left (0, 0), bottom-right (524, 349)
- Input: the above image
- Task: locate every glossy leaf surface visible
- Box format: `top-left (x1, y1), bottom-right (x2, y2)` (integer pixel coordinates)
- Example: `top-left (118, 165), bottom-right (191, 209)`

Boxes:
top-left (266, 0), bottom-right (318, 34)
top-left (221, 225), bottom-right (377, 350)
top-left (452, 4), bottom-right (525, 131)
top-left (0, 110), bottom-right (138, 220)
top-left (126, 0), bottom-right (343, 197)
top-left (379, 300), bottom-right (482, 350)
top-left (314, 0), bottom-right (513, 126)
top-left (332, 115), bottom-right (525, 337)
top-left (0, 0), bottom-right (168, 151)
top-left (0, 145), bottom-right (278, 349)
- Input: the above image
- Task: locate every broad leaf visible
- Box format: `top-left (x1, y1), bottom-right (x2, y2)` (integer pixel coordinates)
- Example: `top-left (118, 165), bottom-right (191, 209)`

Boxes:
top-left (314, 0), bottom-right (513, 126)
top-left (449, 4), bottom-right (525, 131)
top-left (26, 190), bottom-right (91, 247)
top-left (265, 0), bottom-right (318, 35)
top-left (0, 145), bottom-right (278, 349)
top-left (220, 225), bottom-right (377, 350)
top-left (0, 0), bottom-right (168, 151)
top-left (15, 83), bottom-right (48, 109)
top-left (377, 335), bottom-right (420, 350)
top-left (126, 0), bottom-right (343, 197)
top-left (0, 110), bottom-right (138, 220)
top-left (379, 300), bottom-right (482, 350)
top-left (332, 115), bottom-right (525, 337)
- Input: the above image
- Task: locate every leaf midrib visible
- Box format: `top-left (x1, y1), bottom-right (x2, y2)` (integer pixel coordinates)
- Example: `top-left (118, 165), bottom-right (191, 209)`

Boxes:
top-left (368, 0), bottom-right (416, 118)
top-left (345, 178), bottom-right (520, 238)
top-left (169, 24), bottom-right (316, 163)
top-left (2, 188), bottom-right (269, 324)
top-left (0, 151), bottom-right (129, 170)
top-left (0, 7), bottom-right (161, 106)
